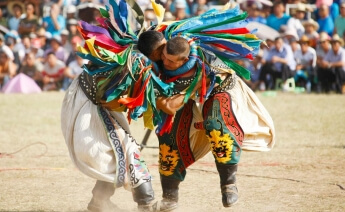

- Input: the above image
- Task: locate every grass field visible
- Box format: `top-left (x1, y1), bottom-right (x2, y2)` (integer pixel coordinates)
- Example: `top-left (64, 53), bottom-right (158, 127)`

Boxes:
top-left (0, 91), bottom-right (345, 212)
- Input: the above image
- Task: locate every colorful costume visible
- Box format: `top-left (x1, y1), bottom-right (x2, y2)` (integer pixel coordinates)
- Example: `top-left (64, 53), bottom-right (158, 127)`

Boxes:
top-left (61, 0), bottom-right (275, 210)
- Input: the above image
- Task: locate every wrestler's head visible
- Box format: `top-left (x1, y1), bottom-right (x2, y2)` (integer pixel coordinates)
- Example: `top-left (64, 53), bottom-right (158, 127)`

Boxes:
top-left (162, 37), bottom-right (190, 71)
top-left (137, 30), bottom-right (166, 62)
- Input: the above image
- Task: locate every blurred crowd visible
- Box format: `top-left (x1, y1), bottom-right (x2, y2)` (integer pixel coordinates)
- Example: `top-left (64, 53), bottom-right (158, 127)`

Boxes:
top-left (0, 0), bottom-right (344, 94)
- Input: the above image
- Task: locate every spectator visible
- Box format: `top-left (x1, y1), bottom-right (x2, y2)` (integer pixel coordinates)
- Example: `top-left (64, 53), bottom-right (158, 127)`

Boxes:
top-left (66, 36), bottom-right (82, 66)
top-left (0, 8), bottom-right (8, 28)
top-left (191, 0), bottom-right (209, 16)
top-left (302, 19), bottom-right (320, 48)
top-left (316, 32), bottom-right (331, 92)
top-left (260, 37), bottom-right (296, 89)
top-left (61, 29), bottom-right (72, 52)
top-left (246, 1), bottom-right (267, 24)
top-left (30, 38), bottom-right (45, 61)
top-left (36, 27), bottom-right (50, 51)
top-left (67, 19), bottom-right (79, 40)
top-left (294, 35), bottom-right (317, 92)
top-left (4, 35), bottom-right (21, 68)
top-left (7, 1), bottom-right (24, 31)
top-left (42, 3), bottom-right (66, 36)
top-left (286, 3), bottom-right (307, 39)
top-left (267, 1), bottom-right (290, 31)
top-left (244, 49), bottom-right (264, 91)
top-left (18, 52), bottom-right (43, 88)
top-left (195, 4), bottom-right (208, 16)
top-left (0, 49), bottom-right (17, 88)
top-left (281, 27), bottom-right (299, 45)
top-left (44, 35), bottom-right (67, 63)
top-left (61, 55), bottom-right (84, 91)
top-left (315, 0), bottom-right (339, 21)
top-left (65, 4), bottom-right (77, 19)
top-left (317, 4), bottom-right (334, 36)
top-left (334, 1), bottom-right (345, 37)
top-left (320, 34), bottom-right (345, 93)
top-left (163, 11), bottom-right (176, 21)
top-left (18, 2), bottom-right (40, 37)
top-left (289, 37), bottom-right (300, 55)
top-left (174, 0), bottom-right (189, 20)
top-left (42, 52), bottom-right (65, 91)
top-left (0, 33), bottom-right (15, 62)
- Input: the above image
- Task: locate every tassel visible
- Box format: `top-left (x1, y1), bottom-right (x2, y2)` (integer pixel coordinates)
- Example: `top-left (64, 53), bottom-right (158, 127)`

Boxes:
top-left (158, 114), bottom-right (174, 136)
top-left (118, 74), bottom-right (152, 108)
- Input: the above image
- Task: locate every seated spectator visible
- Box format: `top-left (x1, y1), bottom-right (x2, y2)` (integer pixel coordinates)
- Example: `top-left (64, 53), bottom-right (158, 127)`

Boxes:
top-left (18, 2), bottom-right (40, 37)
top-left (266, 1), bottom-right (290, 31)
top-left (44, 35), bottom-right (67, 63)
top-left (289, 37), bottom-right (300, 55)
top-left (0, 33), bottom-right (14, 63)
top-left (286, 3), bottom-right (308, 39)
top-left (281, 27), bottom-right (299, 46)
top-left (174, 0), bottom-right (189, 20)
top-left (168, 0), bottom-right (191, 20)
top-left (7, 1), bottom-right (24, 31)
top-left (246, 1), bottom-right (266, 25)
top-left (67, 19), bottom-right (79, 40)
top-left (61, 29), bottom-right (72, 52)
top-left (61, 55), bottom-right (84, 91)
top-left (4, 35), bottom-right (21, 68)
top-left (191, 0), bottom-right (209, 16)
top-left (30, 38), bottom-right (45, 61)
top-left (244, 49), bottom-right (264, 91)
top-left (260, 37), bottom-right (296, 90)
top-left (320, 34), bottom-right (345, 93)
top-left (315, 0), bottom-right (339, 21)
top-left (294, 35), bottom-right (317, 92)
top-left (36, 28), bottom-right (50, 51)
top-left (0, 49), bottom-right (17, 88)
top-left (42, 52), bottom-right (65, 91)
top-left (317, 4), bottom-right (334, 36)
top-left (163, 12), bottom-right (176, 22)
top-left (42, 3), bottom-right (66, 36)
top-left (316, 32), bottom-right (332, 92)
top-left (0, 8), bottom-right (8, 28)
top-left (66, 36), bottom-right (82, 66)
top-left (334, 2), bottom-right (345, 38)
top-left (18, 52), bottom-right (43, 88)
top-left (302, 19), bottom-right (320, 48)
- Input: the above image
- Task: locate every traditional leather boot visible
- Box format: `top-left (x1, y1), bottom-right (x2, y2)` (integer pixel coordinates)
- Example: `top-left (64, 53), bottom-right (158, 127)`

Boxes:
top-left (216, 163), bottom-right (239, 207)
top-left (153, 176), bottom-right (180, 212)
top-left (132, 181), bottom-right (155, 212)
top-left (87, 180), bottom-right (118, 212)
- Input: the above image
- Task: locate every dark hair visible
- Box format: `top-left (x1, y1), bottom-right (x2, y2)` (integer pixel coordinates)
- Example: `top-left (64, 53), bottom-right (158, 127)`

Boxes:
top-left (46, 51), bottom-right (56, 57)
top-left (273, 1), bottom-right (284, 7)
top-left (137, 30), bottom-right (165, 57)
top-left (274, 36), bottom-right (283, 42)
top-left (166, 37), bottom-right (190, 59)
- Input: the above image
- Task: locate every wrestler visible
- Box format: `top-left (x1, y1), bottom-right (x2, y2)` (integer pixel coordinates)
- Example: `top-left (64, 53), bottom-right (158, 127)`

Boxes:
top-left (138, 31), bottom-right (275, 211)
top-left (60, 63), bottom-right (155, 212)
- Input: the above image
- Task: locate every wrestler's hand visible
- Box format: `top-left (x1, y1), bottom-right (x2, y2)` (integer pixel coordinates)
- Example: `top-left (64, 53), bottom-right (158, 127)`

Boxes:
top-left (156, 94), bottom-right (185, 115)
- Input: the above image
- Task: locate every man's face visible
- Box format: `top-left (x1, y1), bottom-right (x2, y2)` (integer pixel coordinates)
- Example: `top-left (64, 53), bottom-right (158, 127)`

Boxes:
top-left (161, 46), bottom-right (188, 71)
top-left (275, 38), bottom-right (283, 50)
top-left (148, 39), bottom-right (166, 62)
top-left (331, 41), bottom-right (340, 52)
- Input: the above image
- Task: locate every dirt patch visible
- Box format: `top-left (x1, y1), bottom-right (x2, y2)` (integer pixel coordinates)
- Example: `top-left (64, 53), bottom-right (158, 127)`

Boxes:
top-left (0, 92), bottom-right (344, 211)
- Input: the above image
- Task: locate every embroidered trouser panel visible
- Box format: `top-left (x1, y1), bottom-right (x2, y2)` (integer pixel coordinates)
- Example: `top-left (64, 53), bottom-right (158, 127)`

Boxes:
top-left (200, 92), bottom-right (243, 165)
top-left (157, 93), bottom-right (244, 181)
top-left (98, 107), bottom-right (152, 189)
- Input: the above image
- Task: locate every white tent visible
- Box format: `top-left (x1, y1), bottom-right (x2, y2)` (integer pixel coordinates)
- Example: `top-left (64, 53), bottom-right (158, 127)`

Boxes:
top-left (1, 73), bottom-right (42, 94)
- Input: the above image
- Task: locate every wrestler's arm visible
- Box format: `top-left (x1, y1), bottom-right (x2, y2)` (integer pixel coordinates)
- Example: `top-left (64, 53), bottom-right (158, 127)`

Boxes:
top-left (156, 94), bottom-right (185, 115)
